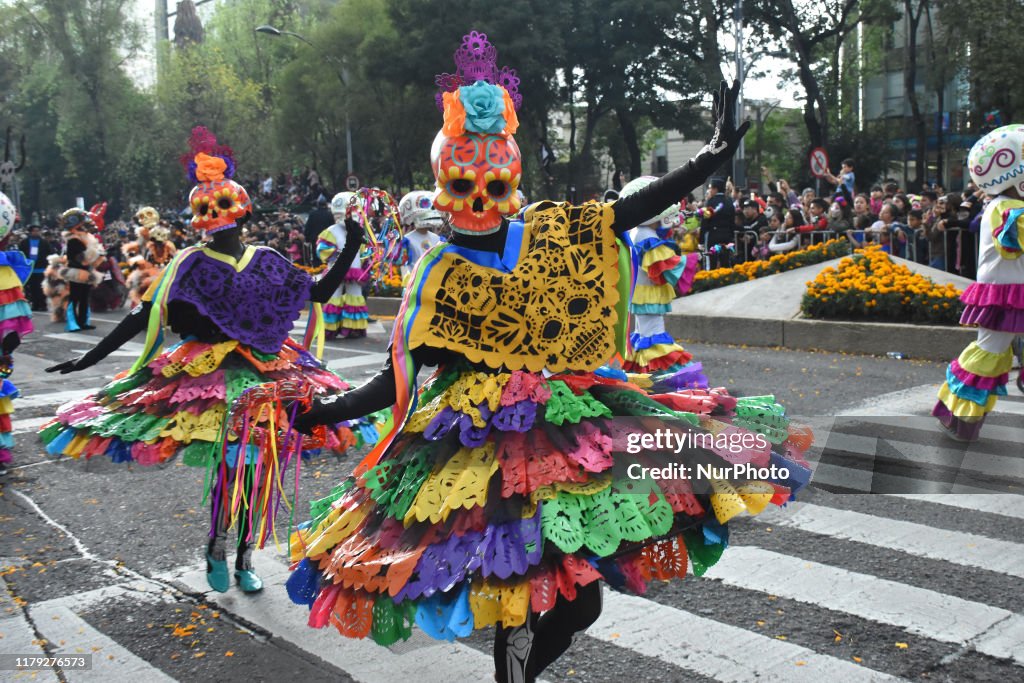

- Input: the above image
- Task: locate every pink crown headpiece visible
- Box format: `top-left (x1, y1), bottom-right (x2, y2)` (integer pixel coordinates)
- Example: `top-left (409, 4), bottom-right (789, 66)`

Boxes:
top-left (434, 31), bottom-right (522, 112)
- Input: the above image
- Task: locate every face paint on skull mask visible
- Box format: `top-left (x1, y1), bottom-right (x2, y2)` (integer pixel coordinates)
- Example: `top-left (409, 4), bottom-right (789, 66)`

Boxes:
top-left (431, 130), bottom-right (522, 234)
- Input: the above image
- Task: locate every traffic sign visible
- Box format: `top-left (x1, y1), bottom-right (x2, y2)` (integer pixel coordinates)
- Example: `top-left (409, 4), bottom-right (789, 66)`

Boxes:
top-left (345, 174), bottom-right (360, 191)
top-left (809, 147), bottom-right (830, 178)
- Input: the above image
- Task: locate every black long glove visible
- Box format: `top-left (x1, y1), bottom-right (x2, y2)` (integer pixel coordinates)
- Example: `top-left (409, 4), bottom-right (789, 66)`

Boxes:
top-left (45, 303), bottom-right (150, 374)
top-left (612, 80), bottom-right (750, 233)
top-left (309, 218), bottom-right (365, 303)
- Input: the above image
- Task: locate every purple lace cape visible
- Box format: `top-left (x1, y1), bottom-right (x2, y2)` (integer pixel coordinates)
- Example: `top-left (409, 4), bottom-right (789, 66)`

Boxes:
top-left (166, 247), bottom-right (312, 354)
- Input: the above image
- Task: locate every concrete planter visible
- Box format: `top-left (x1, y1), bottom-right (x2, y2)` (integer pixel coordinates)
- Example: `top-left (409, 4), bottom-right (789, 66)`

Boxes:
top-left (665, 313), bottom-right (974, 361)
top-left (666, 256), bottom-right (977, 361)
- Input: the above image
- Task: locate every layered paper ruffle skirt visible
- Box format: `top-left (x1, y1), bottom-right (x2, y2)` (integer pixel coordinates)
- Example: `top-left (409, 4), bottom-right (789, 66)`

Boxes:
top-left (933, 282), bottom-right (1024, 440)
top-left (324, 271), bottom-right (369, 339)
top-left (624, 243), bottom-right (699, 374)
top-left (959, 282), bottom-right (1024, 332)
top-left (0, 267), bottom-right (33, 339)
top-left (40, 337), bottom-right (380, 465)
top-left (933, 341), bottom-right (1015, 441)
top-left (286, 364), bottom-right (812, 646)
top-left (0, 379), bottom-right (18, 465)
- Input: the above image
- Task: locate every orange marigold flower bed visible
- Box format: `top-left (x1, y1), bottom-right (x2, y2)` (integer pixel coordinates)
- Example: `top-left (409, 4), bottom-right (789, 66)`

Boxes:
top-left (801, 245), bottom-right (963, 325)
top-left (690, 238), bottom-right (851, 293)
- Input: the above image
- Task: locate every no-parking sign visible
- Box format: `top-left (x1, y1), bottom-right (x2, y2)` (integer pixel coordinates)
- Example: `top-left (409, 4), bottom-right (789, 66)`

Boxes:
top-left (809, 147), bottom-right (830, 178)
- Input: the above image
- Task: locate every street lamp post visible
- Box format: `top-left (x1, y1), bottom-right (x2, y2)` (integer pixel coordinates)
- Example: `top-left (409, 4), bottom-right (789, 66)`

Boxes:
top-left (255, 25), bottom-right (354, 179)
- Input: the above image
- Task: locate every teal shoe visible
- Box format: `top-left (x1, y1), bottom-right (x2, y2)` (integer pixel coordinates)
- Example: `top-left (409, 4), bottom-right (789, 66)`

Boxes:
top-left (205, 552), bottom-right (230, 593)
top-left (235, 569), bottom-right (263, 593)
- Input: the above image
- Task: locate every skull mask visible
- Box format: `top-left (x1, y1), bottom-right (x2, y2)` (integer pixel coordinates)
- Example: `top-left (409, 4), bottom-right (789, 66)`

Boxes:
top-left (0, 161), bottom-right (14, 191)
top-left (399, 190), bottom-right (445, 230)
top-left (430, 131), bottom-right (522, 234)
top-left (187, 152), bottom-right (251, 234)
top-left (189, 178), bottom-right (251, 233)
top-left (0, 191), bottom-right (15, 242)
top-left (134, 206), bottom-right (161, 230)
top-left (331, 192), bottom-right (355, 221)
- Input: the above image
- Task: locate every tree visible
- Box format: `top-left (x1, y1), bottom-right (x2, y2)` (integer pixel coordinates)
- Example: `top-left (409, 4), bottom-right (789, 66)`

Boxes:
top-left (746, 0), bottom-right (898, 153)
top-left (7, 0), bottom-right (167, 215)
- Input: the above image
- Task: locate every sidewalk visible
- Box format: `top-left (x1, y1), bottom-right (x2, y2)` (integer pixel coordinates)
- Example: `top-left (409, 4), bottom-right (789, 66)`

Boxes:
top-left (668, 257), bottom-right (977, 361)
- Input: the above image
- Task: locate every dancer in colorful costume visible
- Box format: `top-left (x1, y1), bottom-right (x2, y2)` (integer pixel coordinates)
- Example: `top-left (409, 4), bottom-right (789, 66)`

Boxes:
top-left (284, 32), bottom-right (811, 683)
top-left (0, 191), bottom-right (32, 476)
top-left (318, 192), bottom-right (370, 339)
top-left (81, 202), bottom-right (124, 313)
top-left (619, 176), bottom-right (703, 380)
top-left (137, 207), bottom-right (177, 267)
top-left (934, 124), bottom-right (1024, 441)
top-left (58, 206), bottom-right (104, 331)
top-left (41, 128), bottom-right (370, 593)
top-left (398, 190), bottom-right (445, 277)
top-left (42, 254), bottom-right (68, 322)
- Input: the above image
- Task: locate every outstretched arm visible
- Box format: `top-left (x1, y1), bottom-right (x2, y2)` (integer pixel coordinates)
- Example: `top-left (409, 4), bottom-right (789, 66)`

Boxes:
top-left (45, 303), bottom-right (150, 374)
top-left (309, 219), bottom-right (364, 303)
top-left (612, 80), bottom-right (750, 234)
top-left (292, 343), bottom-right (453, 434)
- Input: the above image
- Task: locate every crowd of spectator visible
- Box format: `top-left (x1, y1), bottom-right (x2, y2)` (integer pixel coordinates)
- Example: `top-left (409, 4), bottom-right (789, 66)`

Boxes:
top-left (688, 159), bottom-right (985, 279)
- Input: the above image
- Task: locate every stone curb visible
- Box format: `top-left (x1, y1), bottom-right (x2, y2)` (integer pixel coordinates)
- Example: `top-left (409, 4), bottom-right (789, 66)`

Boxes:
top-left (665, 313), bottom-right (976, 361)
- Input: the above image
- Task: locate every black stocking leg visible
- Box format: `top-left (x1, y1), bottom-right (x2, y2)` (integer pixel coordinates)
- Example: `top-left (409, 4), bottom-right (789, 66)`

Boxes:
top-left (235, 482), bottom-right (254, 571)
top-left (207, 486), bottom-right (228, 561)
top-left (532, 582), bottom-right (604, 677)
top-left (494, 613), bottom-right (538, 683)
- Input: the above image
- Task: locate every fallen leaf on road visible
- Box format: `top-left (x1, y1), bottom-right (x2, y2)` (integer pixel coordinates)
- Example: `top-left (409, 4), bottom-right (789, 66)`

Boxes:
top-left (895, 642), bottom-right (908, 649)
top-left (225, 651), bottom-right (234, 657)
top-left (795, 661), bottom-right (806, 666)
top-left (775, 635), bottom-right (788, 640)
top-left (852, 656), bottom-right (863, 663)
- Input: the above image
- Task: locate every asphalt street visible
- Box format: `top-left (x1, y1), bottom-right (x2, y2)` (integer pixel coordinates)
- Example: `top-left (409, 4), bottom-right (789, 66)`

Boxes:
top-left (1, 309), bottom-right (1022, 682)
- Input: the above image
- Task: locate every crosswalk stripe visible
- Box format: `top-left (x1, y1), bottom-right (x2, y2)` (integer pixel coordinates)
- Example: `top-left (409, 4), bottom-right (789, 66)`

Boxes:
top-left (161, 555), bottom-right (545, 683)
top-left (29, 583), bottom-right (176, 682)
top-left (704, 545), bottom-right (1019, 664)
top-left (817, 429), bottom-right (1024, 478)
top-left (0, 573), bottom-right (60, 682)
top-left (14, 389), bottom-right (93, 410)
top-left (809, 461), bottom-right (998, 495)
top-left (889, 493), bottom-right (1024, 520)
top-left (757, 502), bottom-right (1024, 578)
top-left (850, 415), bottom-right (1022, 446)
top-left (326, 353), bottom-right (388, 372)
top-left (592, 590), bottom-right (907, 682)
top-left (13, 415), bottom-right (55, 434)
top-left (994, 399), bottom-right (1024, 415)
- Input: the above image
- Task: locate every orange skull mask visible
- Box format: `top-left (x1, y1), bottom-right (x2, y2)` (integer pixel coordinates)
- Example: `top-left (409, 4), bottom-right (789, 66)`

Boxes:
top-left (430, 131), bottom-right (522, 234)
top-left (187, 152), bottom-right (251, 234)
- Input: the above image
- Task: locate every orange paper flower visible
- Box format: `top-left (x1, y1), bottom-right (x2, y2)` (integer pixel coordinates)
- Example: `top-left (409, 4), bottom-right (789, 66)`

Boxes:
top-left (194, 153), bottom-right (227, 182)
top-left (441, 91), bottom-right (467, 137)
top-left (502, 88), bottom-right (519, 135)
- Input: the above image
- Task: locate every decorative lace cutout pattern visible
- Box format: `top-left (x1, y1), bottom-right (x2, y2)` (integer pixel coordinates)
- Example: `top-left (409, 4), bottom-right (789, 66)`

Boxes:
top-left (405, 443), bottom-right (499, 524)
top-left (167, 248), bottom-right (312, 354)
top-left (469, 575), bottom-right (530, 629)
top-left (409, 202), bottom-right (620, 372)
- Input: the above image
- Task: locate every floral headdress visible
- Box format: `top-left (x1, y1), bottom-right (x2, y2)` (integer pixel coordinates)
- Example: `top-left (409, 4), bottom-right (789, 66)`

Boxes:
top-left (434, 31), bottom-right (521, 137)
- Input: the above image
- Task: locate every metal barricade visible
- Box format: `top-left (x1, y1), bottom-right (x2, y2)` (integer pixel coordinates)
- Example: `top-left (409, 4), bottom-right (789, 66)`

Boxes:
top-left (733, 230), bottom-right (762, 263)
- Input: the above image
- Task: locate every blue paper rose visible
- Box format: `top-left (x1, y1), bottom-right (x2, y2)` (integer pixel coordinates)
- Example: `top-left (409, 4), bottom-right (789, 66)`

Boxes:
top-left (459, 80), bottom-right (507, 134)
